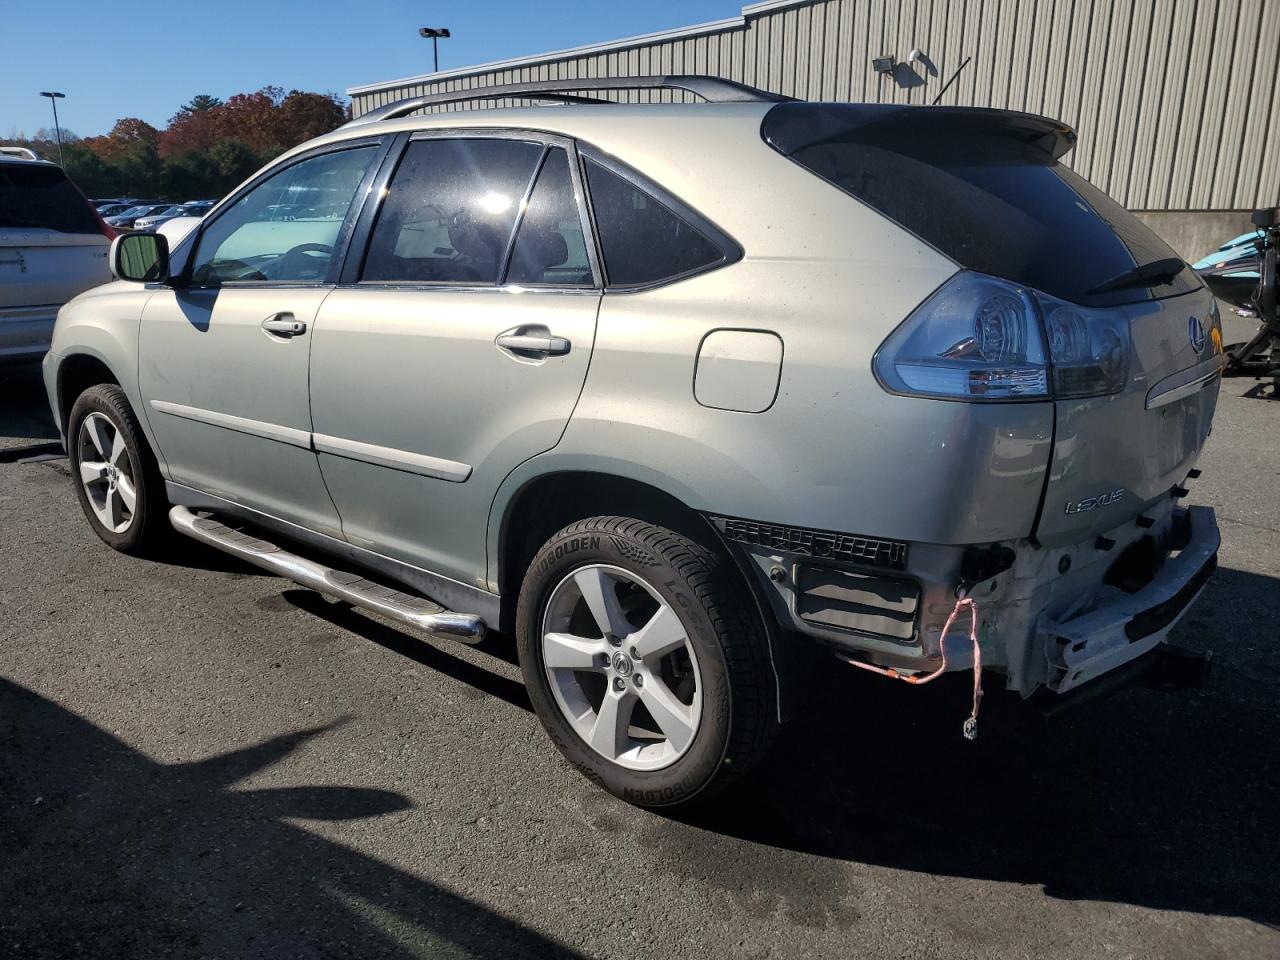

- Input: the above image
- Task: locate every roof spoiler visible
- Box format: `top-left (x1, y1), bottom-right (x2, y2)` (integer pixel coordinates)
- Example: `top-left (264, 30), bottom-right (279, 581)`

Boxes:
top-left (763, 103), bottom-right (1078, 162)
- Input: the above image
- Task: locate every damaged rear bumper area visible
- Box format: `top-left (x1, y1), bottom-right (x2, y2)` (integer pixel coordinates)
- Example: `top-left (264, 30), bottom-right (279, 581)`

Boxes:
top-left (1038, 505), bottom-right (1218, 694)
top-left (715, 503), bottom-right (1220, 700)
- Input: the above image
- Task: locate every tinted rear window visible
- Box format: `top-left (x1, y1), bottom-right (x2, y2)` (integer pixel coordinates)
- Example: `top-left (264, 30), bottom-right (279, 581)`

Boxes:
top-left (0, 163), bottom-right (100, 234)
top-left (584, 159), bottom-right (725, 288)
top-left (763, 103), bottom-right (1197, 308)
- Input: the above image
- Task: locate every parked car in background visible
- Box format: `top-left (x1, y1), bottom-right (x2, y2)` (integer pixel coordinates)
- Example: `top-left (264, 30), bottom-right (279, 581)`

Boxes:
top-left (1, 153), bottom-right (113, 359)
top-left (105, 204), bottom-right (176, 231)
top-left (155, 215), bottom-right (203, 249)
top-left (95, 203), bottom-right (136, 218)
top-left (134, 201), bottom-right (214, 232)
top-left (42, 77), bottom-right (1224, 808)
top-left (0, 147), bottom-right (43, 161)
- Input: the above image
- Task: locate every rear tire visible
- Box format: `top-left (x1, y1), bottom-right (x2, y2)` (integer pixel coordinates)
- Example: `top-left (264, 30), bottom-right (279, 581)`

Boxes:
top-left (67, 384), bottom-right (169, 556)
top-left (515, 516), bottom-right (777, 808)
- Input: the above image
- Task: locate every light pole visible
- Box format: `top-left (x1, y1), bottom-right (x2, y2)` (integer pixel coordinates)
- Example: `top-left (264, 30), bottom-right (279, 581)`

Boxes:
top-left (418, 27), bottom-right (450, 72)
top-left (39, 91), bottom-right (66, 166)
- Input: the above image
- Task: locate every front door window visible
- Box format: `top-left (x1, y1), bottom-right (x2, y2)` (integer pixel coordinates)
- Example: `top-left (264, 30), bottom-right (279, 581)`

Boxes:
top-left (190, 146), bottom-right (377, 285)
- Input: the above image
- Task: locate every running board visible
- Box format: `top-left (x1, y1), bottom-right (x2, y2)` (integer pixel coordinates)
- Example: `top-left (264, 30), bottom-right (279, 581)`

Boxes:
top-left (169, 506), bottom-right (485, 644)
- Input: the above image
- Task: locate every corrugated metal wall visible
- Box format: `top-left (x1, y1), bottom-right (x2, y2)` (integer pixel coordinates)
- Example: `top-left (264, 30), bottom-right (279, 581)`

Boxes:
top-left (348, 0), bottom-right (1280, 212)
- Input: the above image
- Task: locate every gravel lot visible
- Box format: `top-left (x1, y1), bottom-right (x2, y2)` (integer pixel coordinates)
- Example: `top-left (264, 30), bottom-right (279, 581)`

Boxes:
top-left (2, 321), bottom-right (1278, 959)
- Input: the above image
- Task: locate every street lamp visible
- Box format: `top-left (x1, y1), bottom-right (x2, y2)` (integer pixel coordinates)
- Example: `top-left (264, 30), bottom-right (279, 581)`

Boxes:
top-left (418, 27), bottom-right (450, 72)
top-left (39, 91), bottom-right (66, 166)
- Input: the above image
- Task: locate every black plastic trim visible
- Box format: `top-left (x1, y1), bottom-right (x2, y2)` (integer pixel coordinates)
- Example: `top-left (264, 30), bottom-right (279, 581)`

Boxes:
top-left (1125, 551), bottom-right (1217, 641)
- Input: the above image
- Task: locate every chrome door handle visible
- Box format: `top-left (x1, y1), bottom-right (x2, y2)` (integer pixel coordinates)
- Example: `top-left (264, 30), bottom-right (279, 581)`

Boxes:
top-left (495, 329), bottom-right (571, 357)
top-left (262, 314), bottom-right (307, 338)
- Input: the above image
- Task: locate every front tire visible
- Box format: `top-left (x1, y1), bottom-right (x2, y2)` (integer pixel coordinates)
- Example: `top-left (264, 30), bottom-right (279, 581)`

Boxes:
top-left (67, 384), bottom-right (169, 555)
top-left (515, 516), bottom-right (777, 808)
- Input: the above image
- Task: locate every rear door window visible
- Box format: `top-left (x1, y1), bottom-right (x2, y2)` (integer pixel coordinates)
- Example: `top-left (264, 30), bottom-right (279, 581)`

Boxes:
top-left (362, 138), bottom-right (544, 284)
top-left (504, 148), bottom-right (593, 286)
top-left (583, 158), bottom-right (727, 288)
top-left (0, 163), bottom-right (100, 234)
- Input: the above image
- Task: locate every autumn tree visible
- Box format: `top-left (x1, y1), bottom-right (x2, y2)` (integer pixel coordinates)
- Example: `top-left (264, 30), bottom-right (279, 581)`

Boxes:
top-left (3, 87), bottom-right (347, 200)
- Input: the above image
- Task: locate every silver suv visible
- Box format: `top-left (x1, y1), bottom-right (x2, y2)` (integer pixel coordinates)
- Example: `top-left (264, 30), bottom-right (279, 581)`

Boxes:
top-left (41, 77), bottom-right (1223, 807)
top-left (2, 154), bottom-right (113, 359)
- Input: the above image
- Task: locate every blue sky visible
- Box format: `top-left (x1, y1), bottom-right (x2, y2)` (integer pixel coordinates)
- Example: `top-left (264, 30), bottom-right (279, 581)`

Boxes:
top-left (2, 0), bottom-right (742, 139)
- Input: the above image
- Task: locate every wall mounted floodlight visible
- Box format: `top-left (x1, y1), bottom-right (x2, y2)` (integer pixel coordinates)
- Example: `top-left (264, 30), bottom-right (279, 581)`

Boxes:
top-left (872, 56), bottom-right (896, 75)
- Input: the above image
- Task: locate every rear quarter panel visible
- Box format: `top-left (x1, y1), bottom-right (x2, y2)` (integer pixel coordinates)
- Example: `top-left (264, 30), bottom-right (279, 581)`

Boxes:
top-left (486, 127), bottom-right (1055, 588)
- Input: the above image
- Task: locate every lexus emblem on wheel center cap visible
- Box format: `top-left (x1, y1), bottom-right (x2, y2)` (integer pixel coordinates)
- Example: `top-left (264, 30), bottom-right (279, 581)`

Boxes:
top-left (611, 652), bottom-right (634, 677)
top-left (1189, 315), bottom-right (1206, 353)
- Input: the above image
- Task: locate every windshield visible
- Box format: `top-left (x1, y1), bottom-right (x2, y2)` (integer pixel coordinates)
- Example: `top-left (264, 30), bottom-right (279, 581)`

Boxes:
top-left (0, 163), bottom-right (101, 234)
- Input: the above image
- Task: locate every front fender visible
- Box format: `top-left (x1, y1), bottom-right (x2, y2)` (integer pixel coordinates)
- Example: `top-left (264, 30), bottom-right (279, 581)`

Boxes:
top-left (44, 283), bottom-right (159, 461)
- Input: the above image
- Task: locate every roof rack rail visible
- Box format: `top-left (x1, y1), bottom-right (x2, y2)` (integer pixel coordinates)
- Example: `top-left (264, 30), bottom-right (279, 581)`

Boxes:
top-left (345, 75), bottom-right (790, 127)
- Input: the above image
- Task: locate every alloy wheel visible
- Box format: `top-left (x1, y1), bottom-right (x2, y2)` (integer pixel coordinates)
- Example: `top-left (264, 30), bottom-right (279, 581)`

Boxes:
top-left (540, 564), bottom-right (703, 771)
top-left (76, 411), bottom-right (137, 534)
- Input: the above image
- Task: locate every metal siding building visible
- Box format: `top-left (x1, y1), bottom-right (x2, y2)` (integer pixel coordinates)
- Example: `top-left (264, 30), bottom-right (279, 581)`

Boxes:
top-left (348, 0), bottom-right (1279, 250)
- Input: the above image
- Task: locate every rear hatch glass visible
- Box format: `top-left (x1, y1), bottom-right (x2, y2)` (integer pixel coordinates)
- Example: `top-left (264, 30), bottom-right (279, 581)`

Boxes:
top-left (761, 103), bottom-right (1199, 309)
top-left (0, 162), bottom-right (102, 235)
top-left (1, 163), bottom-right (109, 310)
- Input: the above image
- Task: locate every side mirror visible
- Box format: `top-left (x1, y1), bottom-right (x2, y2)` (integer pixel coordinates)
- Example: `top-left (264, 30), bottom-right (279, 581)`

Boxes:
top-left (1251, 206), bottom-right (1278, 229)
top-left (110, 232), bottom-right (170, 283)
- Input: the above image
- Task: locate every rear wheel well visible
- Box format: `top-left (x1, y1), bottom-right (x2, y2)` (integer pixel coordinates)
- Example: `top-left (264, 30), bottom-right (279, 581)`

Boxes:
top-left (57, 355), bottom-right (119, 434)
top-left (498, 472), bottom-right (727, 634)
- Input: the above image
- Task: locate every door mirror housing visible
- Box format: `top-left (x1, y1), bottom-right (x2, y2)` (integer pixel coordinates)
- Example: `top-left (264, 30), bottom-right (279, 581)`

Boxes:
top-left (110, 232), bottom-right (171, 283)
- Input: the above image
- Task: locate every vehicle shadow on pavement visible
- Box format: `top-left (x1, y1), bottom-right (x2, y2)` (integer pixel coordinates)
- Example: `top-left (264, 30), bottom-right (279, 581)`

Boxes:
top-left (0, 677), bottom-right (579, 959)
top-left (281, 588), bottom-right (533, 712)
top-left (0, 361), bottom-right (60, 450)
top-left (679, 561), bottom-right (1280, 929)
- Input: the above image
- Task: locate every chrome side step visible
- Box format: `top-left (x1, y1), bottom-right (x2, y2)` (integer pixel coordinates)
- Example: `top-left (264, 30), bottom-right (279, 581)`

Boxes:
top-left (169, 505), bottom-right (486, 644)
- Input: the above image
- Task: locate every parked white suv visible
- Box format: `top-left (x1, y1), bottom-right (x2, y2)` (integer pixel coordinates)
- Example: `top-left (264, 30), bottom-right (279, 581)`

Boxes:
top-left (42, 77), bottom-right (1223, 807)
top-left (1, 155), bottom-right (113, 359)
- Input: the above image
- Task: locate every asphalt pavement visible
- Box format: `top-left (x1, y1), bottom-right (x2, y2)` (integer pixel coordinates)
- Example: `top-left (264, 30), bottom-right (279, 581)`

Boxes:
top-left (2, 326), bottom-right (1277, 959)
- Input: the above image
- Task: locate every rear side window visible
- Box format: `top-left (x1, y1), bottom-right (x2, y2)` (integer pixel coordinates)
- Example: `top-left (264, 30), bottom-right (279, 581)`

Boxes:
top-left (363, 138), bottom-right (543, 284)
top-left (584, 159), bottom-right (725, 287)
top-left (0, 163), bottom-right (100, 234)
top-left (505, 148), bottom-right (593, 286)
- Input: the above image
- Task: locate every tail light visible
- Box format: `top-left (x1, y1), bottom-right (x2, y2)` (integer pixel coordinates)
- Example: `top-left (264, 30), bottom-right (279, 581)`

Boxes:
top-left (873, 271), bottom-right (1133, 402)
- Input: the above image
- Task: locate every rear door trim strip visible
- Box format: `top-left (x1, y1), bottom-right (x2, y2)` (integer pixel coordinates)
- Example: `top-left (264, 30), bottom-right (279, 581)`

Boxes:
top-left (312, 433), bottom-right (473, 483)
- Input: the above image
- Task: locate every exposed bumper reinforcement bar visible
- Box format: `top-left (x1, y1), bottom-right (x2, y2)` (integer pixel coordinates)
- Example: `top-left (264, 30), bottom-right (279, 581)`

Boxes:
top-left (1039, 505), bottom-right (1219, 695)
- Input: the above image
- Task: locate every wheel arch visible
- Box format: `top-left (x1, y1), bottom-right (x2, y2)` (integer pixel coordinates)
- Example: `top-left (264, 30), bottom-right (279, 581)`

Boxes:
top-left (495, 471), bottom-right (718, 629)
top-left (492, 467), bottom-right (802, 719)
top-left (56, 352), bottom-right (119, 435)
